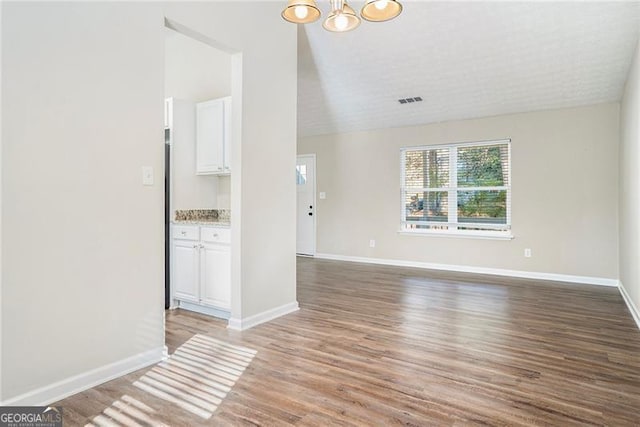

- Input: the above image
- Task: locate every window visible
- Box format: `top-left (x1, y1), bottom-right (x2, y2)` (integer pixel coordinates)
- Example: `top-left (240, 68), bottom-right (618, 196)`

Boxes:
top-left (296, 164), bottom-right (307, 185)
top-left (401, 139), bottom-right (511, 237)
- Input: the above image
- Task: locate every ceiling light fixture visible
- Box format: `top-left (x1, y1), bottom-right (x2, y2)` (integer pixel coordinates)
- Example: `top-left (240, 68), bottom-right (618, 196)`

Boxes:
top-left (281, 0), bottom-right (322, 24)
top-left (282, 0), bottom-right (402, 32)
top-left (323, 1), bottom-right (360, 32)
top-left (361, 0), bottom-right (403, 22)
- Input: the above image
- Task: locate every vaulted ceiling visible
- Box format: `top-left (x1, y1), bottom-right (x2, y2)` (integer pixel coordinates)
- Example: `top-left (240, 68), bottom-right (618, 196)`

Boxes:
top-left (297, 1), bottom-right (640, 137)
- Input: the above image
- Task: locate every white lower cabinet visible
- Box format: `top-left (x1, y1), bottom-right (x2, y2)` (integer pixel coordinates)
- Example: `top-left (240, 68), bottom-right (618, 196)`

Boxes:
top-left (200, 243), bottom-right (231, 308)
top-left (172, 225), bottom-right (230, 317)
top-left (172, 240), bottom-right (200, 303)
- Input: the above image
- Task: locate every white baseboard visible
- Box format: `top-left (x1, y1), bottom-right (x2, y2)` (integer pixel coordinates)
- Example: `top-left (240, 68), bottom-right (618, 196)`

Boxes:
top-left (178, 301), bottom-right (230, 320)
top-left (314, 253), bottom-right (618, 287)
top-left (228, 301), bottom-right (299, 331)
top-left (618, 281), bottom-right (640, 330)
top-left (0, 346), bottom-right (165, 407)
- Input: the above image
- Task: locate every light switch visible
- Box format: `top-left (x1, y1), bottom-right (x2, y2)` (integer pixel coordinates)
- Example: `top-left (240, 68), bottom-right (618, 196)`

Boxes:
top-left (319, 192), bottom-right (326, 199)
top-left (142, 166), bottom-right (154, 186)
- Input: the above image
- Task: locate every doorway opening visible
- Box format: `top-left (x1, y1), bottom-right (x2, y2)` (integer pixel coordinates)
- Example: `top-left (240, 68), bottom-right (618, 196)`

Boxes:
top-left (163, 19), bottom-right (241, 321)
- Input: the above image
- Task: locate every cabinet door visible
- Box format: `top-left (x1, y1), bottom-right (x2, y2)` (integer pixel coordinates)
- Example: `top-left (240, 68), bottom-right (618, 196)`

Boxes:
top-left (196, 99), bottom-right (225, 175)
top-left (200, 243), bottom-right (231, 310)
top-left (223, 97), bottom-right (232, 172)
top-left (172, 240), bottom-right (199, 303)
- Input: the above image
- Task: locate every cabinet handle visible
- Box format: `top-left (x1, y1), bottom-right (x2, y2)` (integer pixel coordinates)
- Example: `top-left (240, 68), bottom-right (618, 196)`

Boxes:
top-left (213, 233), bottom-right (219, 238)
top-left (181, 231), bottom-right (187, 236)
top-left (193, 244), bottom-right (198, 249)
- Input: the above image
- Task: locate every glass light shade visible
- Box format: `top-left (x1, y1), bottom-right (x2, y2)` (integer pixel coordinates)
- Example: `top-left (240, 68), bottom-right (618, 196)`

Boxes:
top-left (361, 0), bottom-right (403, 22)
top-left (322, 3), bottom-right (361, 32)
top-left (282, 0), bottom-right (321, 24)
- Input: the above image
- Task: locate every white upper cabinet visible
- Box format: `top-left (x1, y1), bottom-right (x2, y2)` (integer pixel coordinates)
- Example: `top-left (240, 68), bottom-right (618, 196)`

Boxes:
top-left (196, 96), bottom-right (231, 175)
top-left (223, 97), bottom-right (231, 172)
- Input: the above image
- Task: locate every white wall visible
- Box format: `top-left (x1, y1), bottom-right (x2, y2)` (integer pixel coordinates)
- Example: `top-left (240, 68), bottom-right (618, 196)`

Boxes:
top-left (1, 3), bottom-right (166, 400)
top-left (1, 1), bottom-right (297, 403)
top-left (165, 28), bottom-right (231, 103)
top-left (298, 103), bottom-right (620, 281)
top-left (619, 40), bottom-right (640, 318)
top-left (165, 29), bottom-right (232, 215)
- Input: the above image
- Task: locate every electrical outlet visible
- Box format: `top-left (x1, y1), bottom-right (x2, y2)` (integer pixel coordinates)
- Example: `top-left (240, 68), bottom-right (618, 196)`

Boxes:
top-left (524, 248), bottom-right (532, 258)
top-left (369, 239), bottom-right (376, 248)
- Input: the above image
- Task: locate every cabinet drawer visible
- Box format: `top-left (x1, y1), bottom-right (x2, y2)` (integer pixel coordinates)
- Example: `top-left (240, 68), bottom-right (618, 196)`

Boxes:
top-left (201, 227), bottom-right (231, 244)
top-left (172, 225), bottom-right (199, 241)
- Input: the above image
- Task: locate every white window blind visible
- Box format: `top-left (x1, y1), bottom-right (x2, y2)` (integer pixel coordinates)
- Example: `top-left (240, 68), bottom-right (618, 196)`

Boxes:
top-left (401, 140), bottom-right (511, 235)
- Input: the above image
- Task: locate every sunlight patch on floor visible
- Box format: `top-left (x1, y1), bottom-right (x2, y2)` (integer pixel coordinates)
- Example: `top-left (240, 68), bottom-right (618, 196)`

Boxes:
top-left (86, 395), bottom-right (166, 427)
top-left (85, 335), bottom-right (257, 426)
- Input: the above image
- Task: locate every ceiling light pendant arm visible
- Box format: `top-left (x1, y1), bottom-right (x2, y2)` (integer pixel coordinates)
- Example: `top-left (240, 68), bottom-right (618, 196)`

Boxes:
top-left (329, 0), bottom-right (345, 13)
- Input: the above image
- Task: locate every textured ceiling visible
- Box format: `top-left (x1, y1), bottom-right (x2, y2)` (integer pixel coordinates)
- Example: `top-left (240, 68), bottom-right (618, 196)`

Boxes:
top-left (297, 1), bottom-right (640, 137)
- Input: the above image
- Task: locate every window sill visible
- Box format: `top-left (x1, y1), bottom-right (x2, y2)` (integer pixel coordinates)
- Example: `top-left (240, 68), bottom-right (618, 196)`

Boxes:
top-left (398, 229), bottom-right (514, 240)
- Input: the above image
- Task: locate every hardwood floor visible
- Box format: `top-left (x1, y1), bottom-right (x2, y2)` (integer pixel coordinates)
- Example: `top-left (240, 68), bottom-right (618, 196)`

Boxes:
top-left (57, 257), bottom-right (640, 426)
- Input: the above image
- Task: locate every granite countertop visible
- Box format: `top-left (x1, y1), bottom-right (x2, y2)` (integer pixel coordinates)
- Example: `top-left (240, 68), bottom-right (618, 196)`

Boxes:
top-left (173, 209), bottom-right (230, 227)
top-left (172, 220), bottom-right (230, 227)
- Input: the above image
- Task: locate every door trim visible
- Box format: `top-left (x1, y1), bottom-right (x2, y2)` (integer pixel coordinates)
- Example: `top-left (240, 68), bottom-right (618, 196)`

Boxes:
top-left (297, 154), bottom-right (317, 256)
top-left (166, 98), bottom-right (177, 309)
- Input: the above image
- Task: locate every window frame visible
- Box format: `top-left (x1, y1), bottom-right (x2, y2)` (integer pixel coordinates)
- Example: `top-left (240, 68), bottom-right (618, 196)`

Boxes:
top-left (400, 139), bottom-right (512, 239)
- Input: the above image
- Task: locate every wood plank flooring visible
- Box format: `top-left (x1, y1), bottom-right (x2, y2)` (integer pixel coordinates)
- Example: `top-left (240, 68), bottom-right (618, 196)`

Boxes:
top-left (56, 257), bottom-right (640, 426)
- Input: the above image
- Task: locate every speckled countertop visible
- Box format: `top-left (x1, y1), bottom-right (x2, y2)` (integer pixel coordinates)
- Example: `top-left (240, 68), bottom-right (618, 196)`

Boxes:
top-left (172, 220), bottom-right (230, 227)
top-left (173, 209), bottom-right (230, 226)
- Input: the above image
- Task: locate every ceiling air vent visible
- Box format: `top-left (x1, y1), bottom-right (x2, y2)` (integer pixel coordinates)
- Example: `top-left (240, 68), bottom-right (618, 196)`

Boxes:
top-left (398, 96), bottom-right (423, 104)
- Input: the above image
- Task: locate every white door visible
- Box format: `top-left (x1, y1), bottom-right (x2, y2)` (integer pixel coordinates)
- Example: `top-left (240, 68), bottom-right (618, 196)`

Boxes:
top-left (200, 243), bottom-right (231, 309)
top-left (296, 155), bottom-right (316, 255)
top-left (172, 240), bottom-right (199, 302)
